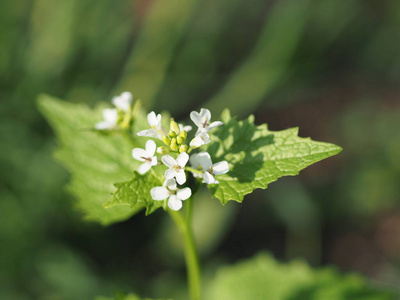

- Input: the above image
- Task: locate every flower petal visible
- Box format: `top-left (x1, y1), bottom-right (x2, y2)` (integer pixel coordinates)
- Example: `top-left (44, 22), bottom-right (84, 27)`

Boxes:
top-left (175, 170), bottom-right (186, 185)
top-left (156, 114), bottom-right (162, 126)
top-left (189, 132), bottom-right (210, 148)
top-left (162, 155), bottom-right (176, 168)
top-left (103, 108), bottom-right (118, 124)
top-left (112, 92), bottom-right (132, 111)
top-left (132, 148), bottom-right (147, 161)
top-left (138, 162), bottom-right (152, 174)
top-left (197, 151), bottom-right (213, 171)
top-left (147, 111), bottom-right (158, 127)
top-left (151, 156), bottom-right (158, 166)
top-left (145, 140), bottom-right (156, 156)
top-left (179, 124), bottom-right (192, 132)
top-left (121, 91), bottom-right (132, 101)
top-left (165, 178), bottom-right (177, 190)
top-left (203, 172), bottom-right (218, 184)
top-left (177, 187), bottom-right (191, 201)
top-left (150, 186), bottom-right (169, 200)
top-left (137, 129), bottom-right (159, 139)
top-left (176, 152), bottom-right (189, 168)
top-left (199, 108), bottom-right (211, 125)
top-left (164, 169), bottom-right (176, 180)
top-left (95, 121), bottom-right (112, 130)
top-left (190, 110), bottom-right (203, 128)
top-left (207, 121), bottom-right (223, 130)
top-left (168, 195), bottom-right (182, 211)
top-left (189, 153), bottom-right (200, 169)
top-left (212, 161), bottom-right (229, 175)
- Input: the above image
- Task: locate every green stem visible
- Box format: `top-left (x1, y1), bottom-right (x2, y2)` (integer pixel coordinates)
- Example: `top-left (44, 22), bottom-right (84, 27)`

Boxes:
top-left (168, 197), bottom-right (201, 300)
top-left (185, 166), bottom-right (203, 175)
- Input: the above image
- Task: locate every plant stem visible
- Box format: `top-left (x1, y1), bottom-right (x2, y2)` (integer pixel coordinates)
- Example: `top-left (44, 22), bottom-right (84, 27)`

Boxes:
top-left (185, 166), bottom-right (203, 175)
top-left (168, 197), bottom-right (201, 300)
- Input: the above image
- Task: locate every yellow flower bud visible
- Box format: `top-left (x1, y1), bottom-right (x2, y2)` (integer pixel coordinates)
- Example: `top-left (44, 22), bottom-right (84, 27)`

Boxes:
top-left (169, 130), bottom-right (177, 138)
top-left (170, 138), bottom-right (178, 151)
top-left (179, 144), bottom-right (188, 153)
top-left (170, 119), bottom-right (180, 135)
top-left (177, 136), bottom-right (184, 145)
top-left (157, 146), bottom-right (169, 155)
top-left (162, 135), bottom-right (171, 145)
top-left (179, 130), bottom-right (187, 139)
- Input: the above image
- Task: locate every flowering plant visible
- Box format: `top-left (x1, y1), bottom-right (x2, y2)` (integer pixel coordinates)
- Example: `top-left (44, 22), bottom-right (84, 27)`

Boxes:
top-left (38, 92), bottom-right (345, 300)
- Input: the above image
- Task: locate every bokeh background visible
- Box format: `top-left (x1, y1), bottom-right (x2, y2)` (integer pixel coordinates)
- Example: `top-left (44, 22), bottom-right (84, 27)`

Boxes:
top-left (1, 0), bottom-right (400, 299)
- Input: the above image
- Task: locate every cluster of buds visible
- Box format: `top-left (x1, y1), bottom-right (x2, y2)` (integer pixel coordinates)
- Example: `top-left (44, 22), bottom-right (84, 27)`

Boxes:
top-left (159, 119), bottom-right (189, 154)
top-left (96, 92), bottom-right (229, 211)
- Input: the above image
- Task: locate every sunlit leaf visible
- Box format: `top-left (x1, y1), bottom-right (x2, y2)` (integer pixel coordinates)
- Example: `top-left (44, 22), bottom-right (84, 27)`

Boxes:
top-left (205, 109), bottom-right (342, 204)
top-left (37, 95), bottom-right (142, 225)
top-left (104, 171), bottom-right (165, 216)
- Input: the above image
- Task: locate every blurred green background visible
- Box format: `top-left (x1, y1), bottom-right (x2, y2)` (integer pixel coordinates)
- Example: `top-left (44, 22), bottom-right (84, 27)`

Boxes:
top-left (1, 0), bottom-right (400, 299)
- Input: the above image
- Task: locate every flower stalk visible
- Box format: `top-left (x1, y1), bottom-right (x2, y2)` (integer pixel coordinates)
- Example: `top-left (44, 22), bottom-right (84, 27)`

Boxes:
top-left (169, 196), bottom-right (202, 300)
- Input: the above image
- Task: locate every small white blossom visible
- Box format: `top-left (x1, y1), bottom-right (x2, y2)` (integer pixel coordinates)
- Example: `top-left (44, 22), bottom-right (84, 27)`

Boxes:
top-left (189, 131), bottom-right (210, 148)
top-left (112, 91), bottom-right (132, 112)
top-left (190, 108), bottom-right (223, 134)
top-left (132, 140), bottom-right (158, 174)
top-left (162, 152), bottom-right (189, 185)
top-left (137, 111), bottom-right (166, 139)
top-left (179, 123), bottom-right (192, 133)
top-left (189, 153), bottom-right (203, 179)
top-left (197, 151), bottom-right (229, 184)
top-left (95, 108), bottom-right (118, 130)
top-left (150, 179), bottom-right (191, 211)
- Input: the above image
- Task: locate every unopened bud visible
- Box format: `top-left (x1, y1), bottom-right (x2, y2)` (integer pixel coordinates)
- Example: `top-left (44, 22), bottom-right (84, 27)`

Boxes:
top-left (168, 130), bottom-right (177, 138)
top-left (170, 119), bottom-right (180, 135)
top-left (170, 138), bottom-right (178, 151)
top-left (162, 135), bottom-right (171, 145)
top-left (179, 144), bottom-right (188, 153)
top-left (179, 130), bottom-right (187, 139)
top-left (157, 146), bottom-right (169, 155)
top-left (177, 136), bottom-right (184, 145)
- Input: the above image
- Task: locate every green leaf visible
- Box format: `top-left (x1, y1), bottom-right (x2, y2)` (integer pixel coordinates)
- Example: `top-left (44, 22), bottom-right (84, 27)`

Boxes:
top-left (205, 109), bottom-right (342, 204)
top-left (205, 253), bottom-right (397, 300)
top-left (37, 95), bottom-right (143, 225)
top-left (104, 171), bottom-right (165, 216)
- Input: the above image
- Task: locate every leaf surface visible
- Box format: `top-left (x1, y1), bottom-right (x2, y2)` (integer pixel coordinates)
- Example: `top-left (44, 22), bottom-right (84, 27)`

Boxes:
top-left (104, 171), bottom-right (165, 216)
top-left (38, 95), bottom-right (142, 225)
top-left (205, 109), bottom-right (342, 204)
top-left (206, 253), bottom-right (397, 300)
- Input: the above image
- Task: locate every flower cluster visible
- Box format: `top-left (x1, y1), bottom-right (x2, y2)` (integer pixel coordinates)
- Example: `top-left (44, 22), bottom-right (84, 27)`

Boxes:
top-left (95, 92), bottom-right (133, 130)
top-left (96, 92), bottom-right (229, 211)
top-left (133, 108), bottom-right (229, 211)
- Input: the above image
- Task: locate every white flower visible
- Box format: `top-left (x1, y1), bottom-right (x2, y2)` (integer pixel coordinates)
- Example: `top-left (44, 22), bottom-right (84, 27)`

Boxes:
top-left (189, 153), bottom-right (203, 179)
top-left (197, 151), bottom-right (229, 184)
top-left (179, 123), bottom-right (192, 133)
top-left (189, 131), bottom-right (210, 148)
top-left (190, 108), bottom-right (223, 134)
top-left (137, 111), bottom-right (166, 139)
top-left (95, 108), bottom-right (118, 130)
top-left (132, 140), bottom-right (158, 174)
top-left (150, 179), bottom-right (192, 211)
top-left (112, 91), bottom-right (132, 112)
top-left (162, 152), bottom-right (189, 185)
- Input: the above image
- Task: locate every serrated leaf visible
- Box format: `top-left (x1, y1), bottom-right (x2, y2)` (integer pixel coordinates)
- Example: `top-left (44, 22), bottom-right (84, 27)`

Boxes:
top-left (205, 109), bottom-right (342, 204)
top-left (104, 171), bottom-right (165, 216)
top-left (37, 95), bottom-right (144, 225)
top-left (205, 253), bottom-right (397, 300)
